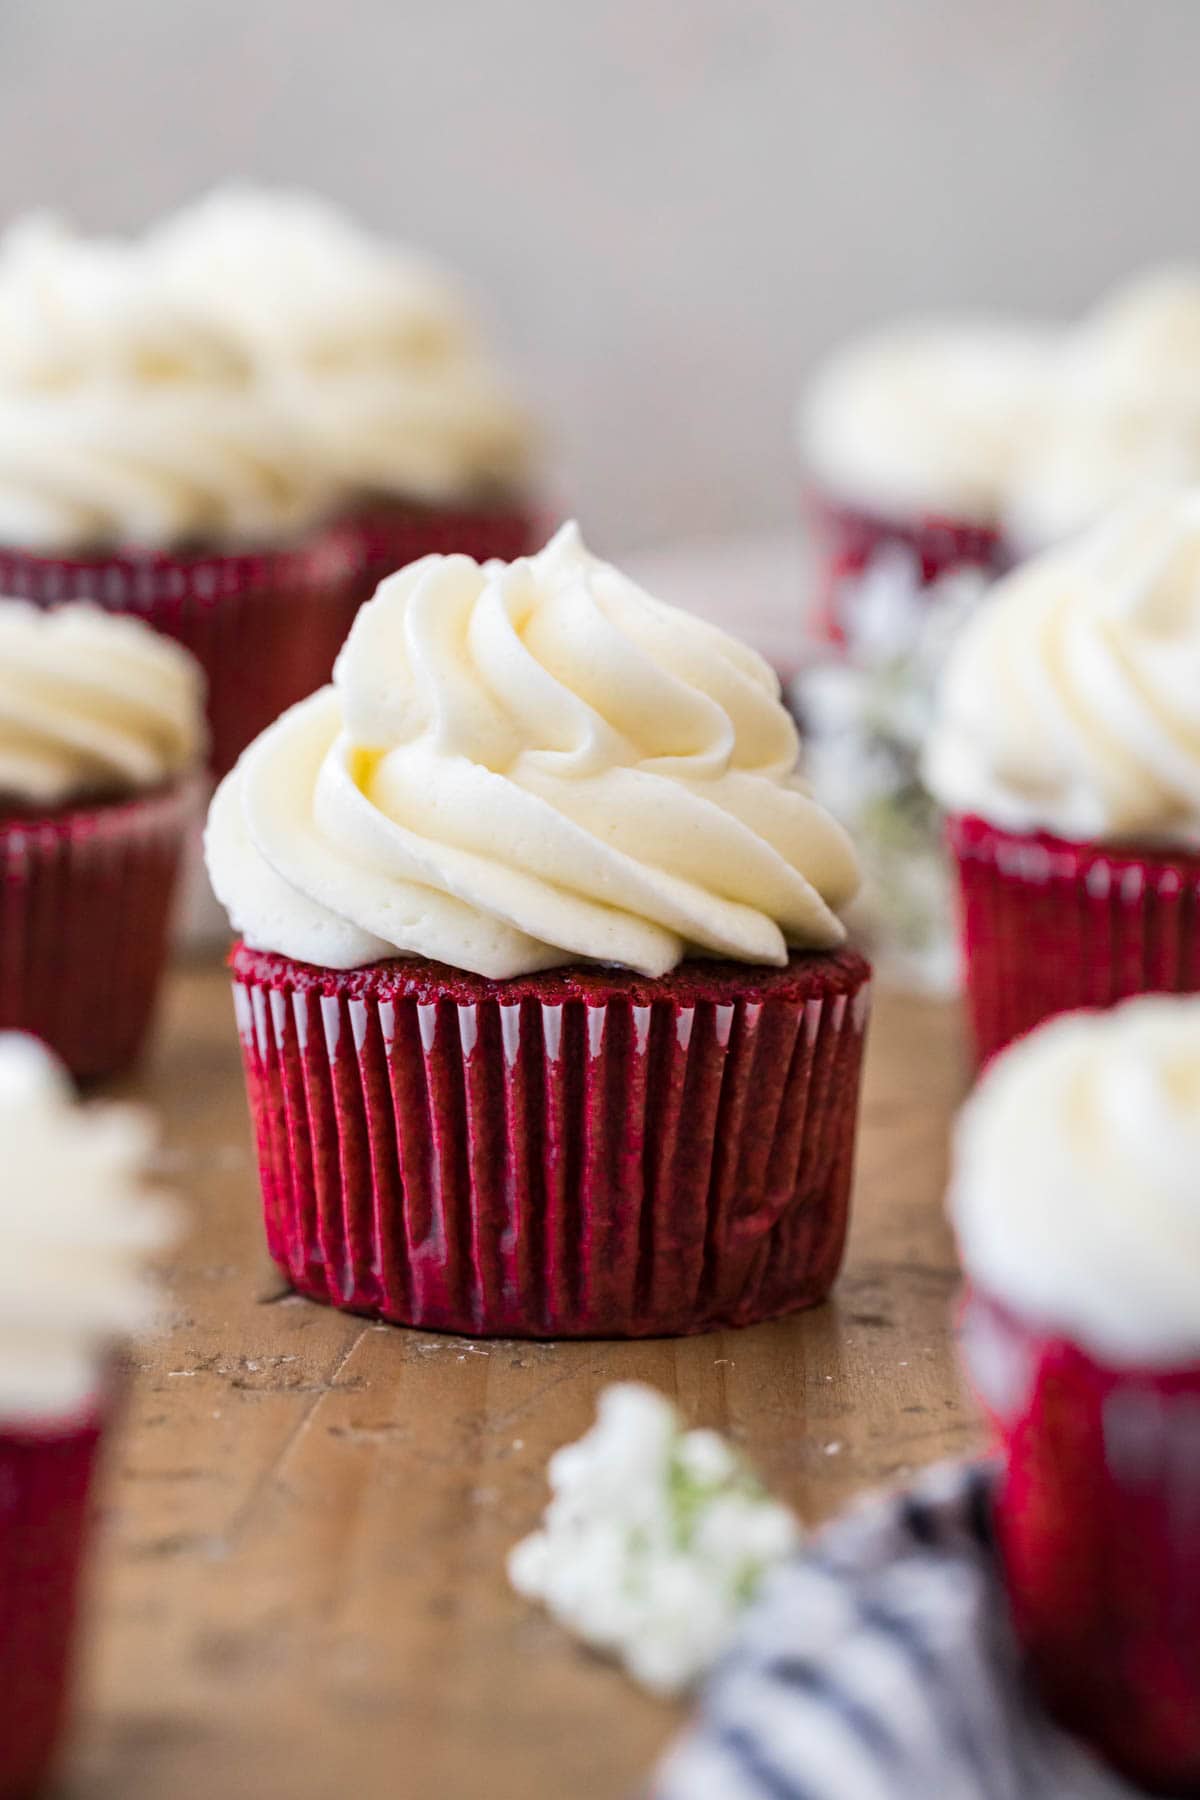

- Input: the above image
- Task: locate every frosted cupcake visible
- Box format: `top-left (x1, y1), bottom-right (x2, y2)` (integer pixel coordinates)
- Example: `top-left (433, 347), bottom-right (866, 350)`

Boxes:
top-left (0, 213), bottom-right (350, 776)
top-left (0, 599), bottom-right (204, 1078)
top-left (207, 524), bottom-right (869, 1338)
top-left (952, 997), bottom-right (1200, 1793)
top-left (798, 321), bottom-right (1052, 648)
top-left (0, 1034), bottom-right (175, 1797)
top-left (926, 490), bottom-right (1200, 1063)
top-left (151, 186), bottom-right (541, 608)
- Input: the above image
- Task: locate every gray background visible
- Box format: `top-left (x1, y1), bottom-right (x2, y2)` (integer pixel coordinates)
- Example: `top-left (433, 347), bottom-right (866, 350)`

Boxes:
top-left (0, 0), bottom-right (1194, 550)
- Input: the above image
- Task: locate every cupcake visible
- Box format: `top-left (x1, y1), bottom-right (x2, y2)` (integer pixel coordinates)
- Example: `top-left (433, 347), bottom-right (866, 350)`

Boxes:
top-left (798, 320), bottom-right (1052, 649)
top-left (951, 997), bottom-right (1200, 1794)
top-left (151, 186), bottom-right (541, 609)
top-left (926, 489), bottom-right (1200, 1064)
top-left (0, 212), bottom-right (350, 778)
top-left (0, 598), bottom-right (204, 1079)
top-left (0, 1033), bottom-right (175, 1798)
top-left (206, 523), bottom-right (870, 1338)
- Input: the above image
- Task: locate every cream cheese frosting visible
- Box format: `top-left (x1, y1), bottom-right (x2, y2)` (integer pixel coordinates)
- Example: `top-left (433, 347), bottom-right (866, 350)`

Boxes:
top-left (950, 995), bottom-right (1200, 1364)
top-left (206, 523), bottom-right (859, 978)
top-left (0, 1032), bottom-right (176, 1420)
top-left (0, 598), bottom-right (205, 807)
top-left (0, 213), bottom-right (335, 549)
top-left (1007, 269), bottom-right (1200, 550)
top-left (924, 491), bottom-right (1200, 844)
top-left (151, 185), bottom-right (535, 507)
top-left (800, 321), bottom-right (1055, 526)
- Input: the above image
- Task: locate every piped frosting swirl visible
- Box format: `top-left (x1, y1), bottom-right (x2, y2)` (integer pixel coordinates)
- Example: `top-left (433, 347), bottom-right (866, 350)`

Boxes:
top-left (206, 524), bottom-right (859, 978)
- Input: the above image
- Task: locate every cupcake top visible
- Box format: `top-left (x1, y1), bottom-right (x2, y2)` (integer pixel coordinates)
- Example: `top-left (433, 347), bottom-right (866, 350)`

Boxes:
top-left (0, 598), bottom-right (205, 809)
top-left (1008, 269), bottom-right (1200, 550)
top-left (799, 321), bottom-right (1055, 527)
top-left (0, 214), bottom-right (334, 550)
top-left (949, 994), bottom-right (1200, 1365)
top-left (0, 1033), bottom-right (176, 1420)
top-left (924, 491), bottom-right (1200, 844)
top-left (150, 185), bottom-right (536, 508)
top-left (206, 523), bottom-right (860, 979)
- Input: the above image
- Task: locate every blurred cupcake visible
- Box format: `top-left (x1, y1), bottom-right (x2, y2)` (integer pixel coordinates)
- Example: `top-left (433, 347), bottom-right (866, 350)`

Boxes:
top-left (207, 524), bottom-right (869, 1338)
top-left (0, 213), bottom-right (350, 777)
top-left (1009, 268), bottom-right (1200, 554)
top-left (0, 1033), bottom-right (175, 1798)
top-left (798, 320), bottom-right (1052, 649)
top-left (926, 490), bottom-right (1200, 1064)
top-left (151, 186), bottom-right (541, 608)
top-left (952, 997), bottom-right (1200, 1794)
top-left (0, 598), bottom-right (204, 1078)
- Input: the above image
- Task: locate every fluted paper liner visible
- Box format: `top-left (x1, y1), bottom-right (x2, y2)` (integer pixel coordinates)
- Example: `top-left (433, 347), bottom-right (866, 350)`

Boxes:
top-left (231, 945), bottom-right (871, 1339)
top-left (948, 813), bottom-right (1200, 1065)
top-left (0, 779), bottom-right (197, 1080)
top-left (0, 1413), bottom-right (103, 1799)
top-left (962, 1289), bottom-right (1200, 1794)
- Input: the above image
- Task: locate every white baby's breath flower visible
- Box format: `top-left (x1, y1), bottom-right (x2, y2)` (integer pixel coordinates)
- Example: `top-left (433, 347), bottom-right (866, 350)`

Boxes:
top-left (508, 1384), bottom-right (801, 1696)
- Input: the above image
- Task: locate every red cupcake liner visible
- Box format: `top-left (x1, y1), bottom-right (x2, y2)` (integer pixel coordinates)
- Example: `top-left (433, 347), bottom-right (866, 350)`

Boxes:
top-left (961, 1289), bottom-right (1200, 1795)
top-left (0, 1409), bottom-right (104, 1800)
top-left (807, 490), bottom-right (1007, 650)
top-left (333, 496), bottom-right (544, 610)
top-left (0, 777), bottom-right (198, 1081)
top-left (0, 534), bottom-right (358, 779)
top-left (230, 943), bottom-right (871, 1339)
top-left (947, 813), bottom-right (1200, 1065)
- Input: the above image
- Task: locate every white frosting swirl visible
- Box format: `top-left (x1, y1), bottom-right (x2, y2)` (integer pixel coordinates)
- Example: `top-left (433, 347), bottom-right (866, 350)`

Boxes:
top-left (0, 599), bottom-right (205, 806)
top-left (0, 1033), bottom-right (176, 1420)
top-left (151, 186), bottom-right (535, 506)
top-left (925, 492), bottom-right (1200, 843)
top-left (950, 995), bottom-right (1200, 1364)
top-left (0, 213), bottom-right (335, 549)
top-left (800, 321), bottom-right (1055, 525)
top-left (206, 524), bottom-right (859, 978)
top-left (1008, 270), bottom-right (1200, 550)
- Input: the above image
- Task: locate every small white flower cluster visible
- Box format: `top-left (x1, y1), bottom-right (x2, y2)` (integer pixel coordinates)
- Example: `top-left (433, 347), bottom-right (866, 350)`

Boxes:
top-left (508, 1383), bottom-right (800, 1697)
top-left (794, 550), bottom-right (989, 994)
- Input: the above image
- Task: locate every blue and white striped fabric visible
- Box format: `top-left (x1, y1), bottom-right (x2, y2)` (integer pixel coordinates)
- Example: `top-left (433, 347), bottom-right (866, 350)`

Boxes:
top-left (652, 1461), bottom-right (1149, 1800)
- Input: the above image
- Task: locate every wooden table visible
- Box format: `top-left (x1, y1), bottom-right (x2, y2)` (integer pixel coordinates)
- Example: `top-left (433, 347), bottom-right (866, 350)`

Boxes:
top-left (60, 957), bottom-right (982, 1800)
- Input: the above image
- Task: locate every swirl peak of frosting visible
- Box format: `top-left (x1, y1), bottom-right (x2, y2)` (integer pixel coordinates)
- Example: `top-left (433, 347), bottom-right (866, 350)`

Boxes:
top-left (925, 490), bottom-right (1200, 844)
top-left (0, 1032), bottom-right (176, 1420)
top-left (950, 995), bottom-right (1200, 1363)
top-left (206, 523), bottom-right (859, 978)
top-left (0, 598), bottom-right (205, 807)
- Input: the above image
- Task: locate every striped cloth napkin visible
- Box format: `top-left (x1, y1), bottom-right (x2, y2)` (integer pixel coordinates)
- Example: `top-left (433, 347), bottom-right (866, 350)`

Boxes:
top-left (652, 1460), bottom-right (1151, 1800)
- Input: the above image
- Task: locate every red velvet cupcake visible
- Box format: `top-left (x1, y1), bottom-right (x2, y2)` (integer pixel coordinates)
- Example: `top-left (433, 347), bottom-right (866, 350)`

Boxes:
top-left (0, 211), bottom-right (355, 780)
top-left (208, 524), bottom-right (869, 1338)
top-left (927, 492), bottom-right (1200, 1063)
top-left (951, 999), bottom-right (1200, 1794)
top-left (0, 600), bottom-right (204, 1080)
top-left (0, 1035), bottom-right (176, 1798)
top-left (798, 321), bottom-right (1049, 649)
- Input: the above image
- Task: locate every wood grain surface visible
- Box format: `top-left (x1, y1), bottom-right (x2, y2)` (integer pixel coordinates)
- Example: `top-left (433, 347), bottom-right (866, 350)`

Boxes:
top-left (59, 957), bottom-right (982, 1800)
